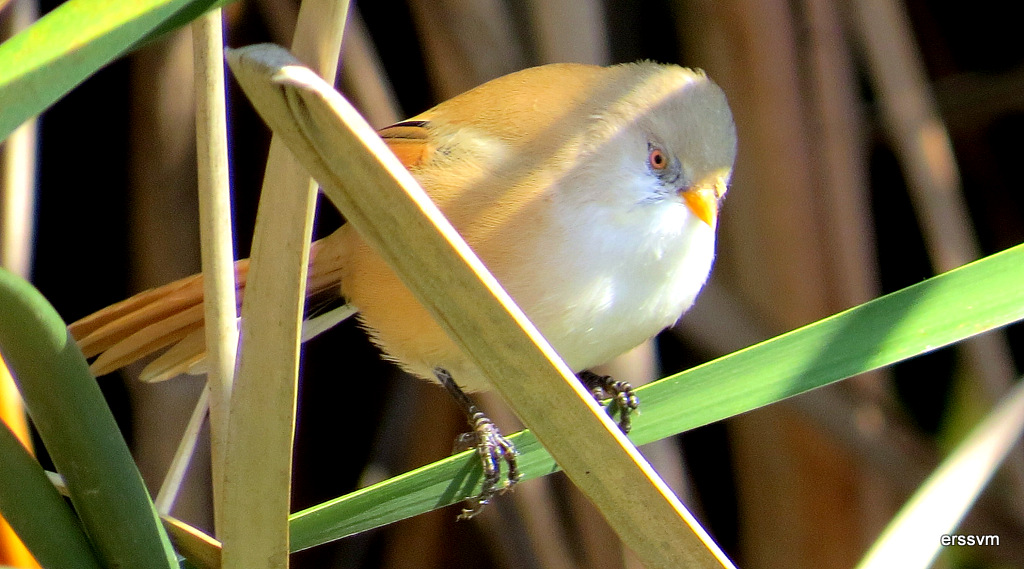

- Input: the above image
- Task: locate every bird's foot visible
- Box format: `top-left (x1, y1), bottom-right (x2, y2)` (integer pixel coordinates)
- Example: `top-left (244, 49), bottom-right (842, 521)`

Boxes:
top-left (452, 411), bottom-right (520, 519)
top-left (578, 370), bottom-right (640, 434)
top-left (436, 369), bottom-right (520, 519)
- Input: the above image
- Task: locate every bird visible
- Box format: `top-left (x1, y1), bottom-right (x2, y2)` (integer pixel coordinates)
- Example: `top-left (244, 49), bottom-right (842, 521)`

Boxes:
top-left (68, 61), bottom-right (737, 517)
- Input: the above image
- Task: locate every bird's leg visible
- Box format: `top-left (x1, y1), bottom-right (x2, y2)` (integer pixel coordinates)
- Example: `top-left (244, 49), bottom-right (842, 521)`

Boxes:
top-left (435, 368), bottom-right (520, 519)
top-left (578, 370), bottom-right (640, 434)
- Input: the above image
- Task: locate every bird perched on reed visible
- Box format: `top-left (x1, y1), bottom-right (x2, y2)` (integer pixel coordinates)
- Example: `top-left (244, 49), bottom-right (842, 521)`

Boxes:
top-left (70, 60), bottom-right (737, 517)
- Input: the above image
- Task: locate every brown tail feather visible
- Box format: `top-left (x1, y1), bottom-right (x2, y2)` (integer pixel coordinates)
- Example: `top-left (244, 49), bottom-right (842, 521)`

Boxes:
top-left (140, 327), bottom-right (208, 382)
top-left (69, 260), bottom-right (248, 375)
top-left (73, 274), bottom-right (228, 359)
top-left (68, 121), bottom-right (425, 379)
top-left (69, 231), bottom-right (349, 379)
top-left (88, 305), bottom-right (207, 376)
top-left (69, 274), bottom-right (205, 348)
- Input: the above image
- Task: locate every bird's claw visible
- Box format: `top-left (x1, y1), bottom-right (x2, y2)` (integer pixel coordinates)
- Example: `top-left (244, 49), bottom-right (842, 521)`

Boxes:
top-left (454, 411), bottom-right (520, 520)
top-left (579, 371), bottom-right (640, 433)
top-left (436, 368), bottom-right (520, 519)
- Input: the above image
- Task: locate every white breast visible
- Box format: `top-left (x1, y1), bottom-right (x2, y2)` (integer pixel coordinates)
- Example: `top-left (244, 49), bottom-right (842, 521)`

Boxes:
top-left (504, 198), bottom-right (716, 373)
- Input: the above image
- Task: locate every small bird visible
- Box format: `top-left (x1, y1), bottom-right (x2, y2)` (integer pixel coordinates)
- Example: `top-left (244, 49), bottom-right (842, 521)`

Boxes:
top-left (69, 61), bottom-right (737, 517)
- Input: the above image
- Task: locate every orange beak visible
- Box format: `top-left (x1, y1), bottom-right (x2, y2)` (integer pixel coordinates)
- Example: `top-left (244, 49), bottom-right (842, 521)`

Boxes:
top-left (680, 180), bottom-right (724, 228)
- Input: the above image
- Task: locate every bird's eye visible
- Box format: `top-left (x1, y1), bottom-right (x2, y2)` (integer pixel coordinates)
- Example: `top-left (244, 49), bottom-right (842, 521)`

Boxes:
top-left (648, 147), bottom-right (668, 170)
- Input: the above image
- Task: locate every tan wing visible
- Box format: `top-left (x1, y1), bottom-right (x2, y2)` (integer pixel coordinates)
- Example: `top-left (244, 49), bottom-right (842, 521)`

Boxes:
top-left (69, 121), bottom-right (433, 380)
top-left (377, 120), bottom-right (433, 168)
